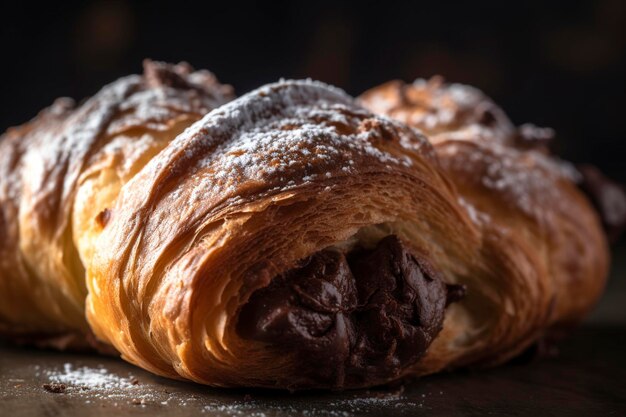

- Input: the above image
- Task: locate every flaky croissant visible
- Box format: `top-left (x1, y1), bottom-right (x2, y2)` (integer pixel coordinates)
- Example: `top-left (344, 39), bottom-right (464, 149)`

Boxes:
top-left (0, 60), bottom-right (234, 349)
top-left (0, 63), bottom-right (614, 390)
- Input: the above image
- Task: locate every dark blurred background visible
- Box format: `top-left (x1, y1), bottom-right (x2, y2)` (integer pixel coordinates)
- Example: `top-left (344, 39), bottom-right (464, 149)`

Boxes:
top-left (1, 0), bottom-right (624, 182)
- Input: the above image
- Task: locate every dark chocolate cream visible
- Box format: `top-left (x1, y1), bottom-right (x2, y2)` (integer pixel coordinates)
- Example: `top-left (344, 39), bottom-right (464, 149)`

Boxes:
top-left (237, 235), bottom-right (465, 389)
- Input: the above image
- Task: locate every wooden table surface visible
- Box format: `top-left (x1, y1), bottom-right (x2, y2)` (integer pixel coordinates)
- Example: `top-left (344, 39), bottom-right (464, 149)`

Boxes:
top-left (2, 245), bottom-right (625, 417)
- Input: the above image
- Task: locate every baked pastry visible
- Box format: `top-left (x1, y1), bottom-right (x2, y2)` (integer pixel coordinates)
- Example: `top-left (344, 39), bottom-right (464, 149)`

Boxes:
top-left (0, 60), bottom-right (234, 350)
top-left (0, 65), bottom-right (616, 390)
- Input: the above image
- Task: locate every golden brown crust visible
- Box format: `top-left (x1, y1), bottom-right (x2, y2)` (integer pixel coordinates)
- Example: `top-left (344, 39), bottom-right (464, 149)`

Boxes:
top-left (0, 60), bottom-right (233, 340)
top-left (358, 77), bottom-right (516, 144)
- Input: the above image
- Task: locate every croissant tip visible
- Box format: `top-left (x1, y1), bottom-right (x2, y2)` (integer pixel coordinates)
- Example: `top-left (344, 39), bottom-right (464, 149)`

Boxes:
top-left (142, 59), bottom-right (196, 89)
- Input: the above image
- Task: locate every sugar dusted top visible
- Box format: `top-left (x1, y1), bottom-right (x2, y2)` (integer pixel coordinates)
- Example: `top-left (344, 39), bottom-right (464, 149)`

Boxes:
top-left (119, 79), bottom-right (437, 216)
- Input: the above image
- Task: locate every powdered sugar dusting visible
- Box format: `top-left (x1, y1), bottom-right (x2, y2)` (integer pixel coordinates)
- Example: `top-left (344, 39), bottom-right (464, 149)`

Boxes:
top-left (35, 363), bottom-right (149, 401)
top-left (409, 78), bottom-right (515, 140)
top-left (106, 80), bottom-right (231, 136)
top-left (458, 196), bottom-right (490, 225)
top-left (127, 79), bottom-right (435, 217)
top-left (440, 140), bottom-right (576, 225)
top-left (43, 363), bottom-right (135, 390)
top-left (27, 361), bottom-right (423, 414)
top-left (199, 393), bottom-right (424, 416)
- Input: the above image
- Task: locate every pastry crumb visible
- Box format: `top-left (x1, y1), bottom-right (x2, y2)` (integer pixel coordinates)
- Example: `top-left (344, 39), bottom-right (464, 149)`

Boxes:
top-left (42, 382), bottom-right (67, 393)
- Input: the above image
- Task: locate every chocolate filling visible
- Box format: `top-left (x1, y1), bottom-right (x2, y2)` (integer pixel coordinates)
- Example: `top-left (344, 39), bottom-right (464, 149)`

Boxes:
top-left (237, 235), bottom-right (464, 389)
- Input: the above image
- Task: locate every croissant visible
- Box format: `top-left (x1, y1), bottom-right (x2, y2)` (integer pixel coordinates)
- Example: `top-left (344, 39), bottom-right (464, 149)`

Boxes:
top-left (0, 63), bottom-right (613, 390)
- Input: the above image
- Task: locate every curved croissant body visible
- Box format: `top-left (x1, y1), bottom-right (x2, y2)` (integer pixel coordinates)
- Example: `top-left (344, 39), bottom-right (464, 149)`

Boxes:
top-left (0, 63), bottom-right (610, 389)
top-left (0, 61), bottom-right (234, 348)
